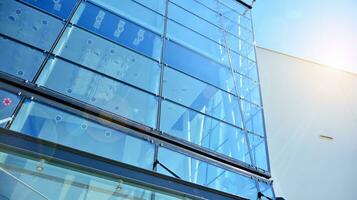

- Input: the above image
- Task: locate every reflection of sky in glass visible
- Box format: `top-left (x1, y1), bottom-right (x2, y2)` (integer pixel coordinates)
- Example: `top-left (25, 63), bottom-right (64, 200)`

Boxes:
top-left (252, 0), bottom-right (357, 73)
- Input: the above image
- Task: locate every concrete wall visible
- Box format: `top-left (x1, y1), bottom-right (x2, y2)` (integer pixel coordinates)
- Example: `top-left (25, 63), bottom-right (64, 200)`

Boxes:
top-left (256, 47), bottom-right (357, 200)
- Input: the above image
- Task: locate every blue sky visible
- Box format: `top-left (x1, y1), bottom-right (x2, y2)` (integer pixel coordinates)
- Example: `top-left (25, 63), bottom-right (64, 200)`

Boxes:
top-left (252, 0), bottom-right (357, 74)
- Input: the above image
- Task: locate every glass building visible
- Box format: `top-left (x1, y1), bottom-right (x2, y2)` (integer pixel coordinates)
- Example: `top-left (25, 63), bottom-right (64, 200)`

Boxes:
top-left (0, 0), bottom-right (274, 199)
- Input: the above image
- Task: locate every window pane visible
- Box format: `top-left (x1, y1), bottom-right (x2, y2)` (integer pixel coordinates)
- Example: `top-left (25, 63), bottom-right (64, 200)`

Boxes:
top-left (225, 33), bottom-right (254, 55)
top-left (134, 0), bottom-right (166, 15)
top-left (0, 36), bottom-right (45, 81)
top-left (37, 57), bottom-right (158, 128)
top-left (242, 100), bottom-right (265, 136)
top-left (236, 74), bottom-right (261, 105)
top-left (0, 149), bottom-right (193, 200)
top-left (249, 134), bottom-right (269, 171)
top-left (72, 2), bottom-right (162, 60)
top-left (0, 0), bottom-right (64, 50)
top-left (165, 41), bottom-right (234, 93)
top-left (230, 52), bottom-right (258, 81)
top-left (90, 0), bottom-right (164, 33)
top-left (220, 0), bottom-right (250, 17)
top-left (54, 26), bottom-right (160, 94)
top-left (259, 182), bottom-right (275, 199)
top-left (166, 20), bottom-right (229, 66)
top-left (0, 89), bottom-right (20, 128)
top-left (169, 0), bottom-right (221, 28)
top-left (21, 0), bottom-right (78, 20)
top-left (11, 101), bottom-right (155, 170)
top-left (168, 2), bottom-right (225, 45)
top-left (163, 67), bottom-right (243, 127)
top-left (158, 147), bottom-right (257, 199)
top-left (160, 100), bottom-right (251, 164)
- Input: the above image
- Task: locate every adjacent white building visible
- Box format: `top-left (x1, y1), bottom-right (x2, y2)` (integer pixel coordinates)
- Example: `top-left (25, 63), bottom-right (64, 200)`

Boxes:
top-left (257, 47), bottom-right (357, 200)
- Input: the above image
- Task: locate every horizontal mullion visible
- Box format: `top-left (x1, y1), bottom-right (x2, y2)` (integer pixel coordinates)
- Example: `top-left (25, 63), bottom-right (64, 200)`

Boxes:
top-left (0, 75), bottom-right (271, 179)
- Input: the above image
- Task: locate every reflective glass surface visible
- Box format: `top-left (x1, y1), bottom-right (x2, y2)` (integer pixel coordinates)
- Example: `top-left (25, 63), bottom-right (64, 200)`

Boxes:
top-left (11, 101), bottom-right (154, 170)
top-left (0, 149), bottom-right (193, 200)
top-left (134, 0), bottom-right (166, 15)
top-left (90, 0), bottom-right (164, 33)
top-left (0, 89), bottom-right (20, 128)
top-left (21, 0), bottom-right (78, 20)
top-left (37, 57), bottom-right (158, 128)
top-left (166, 20), bottom-right (229, 66)
top-left (230, 53), bottom-right (258, 81)
top-left (158, 148), bottom-right (257, 199)
top-left (259, 182), bottom-right (275, 199)
top-left (165, 41), bottom-right (234, 93)
top-left (72, 2), bottom-right (162, 60)
top-left (236, 74), bottom-right (261, 105)
top-left (242, 100), bottom-right (265, 136)
top-left (54, 26), bottom-right (160, 94)
top-left (0, 36), bottom-right (45, 81)
top-left (163, 67), bottom-right (243, 127)
top-left (160, 100), bottom-right (251, 164)
top-left (0, 0), bottom-right (64, 50)
top-left (249, 134), bottom-right (268, 171)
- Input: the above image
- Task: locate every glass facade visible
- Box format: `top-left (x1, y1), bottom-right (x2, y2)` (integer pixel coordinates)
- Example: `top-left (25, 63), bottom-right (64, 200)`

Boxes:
top-left (0, 0), bottom-right (274, 199)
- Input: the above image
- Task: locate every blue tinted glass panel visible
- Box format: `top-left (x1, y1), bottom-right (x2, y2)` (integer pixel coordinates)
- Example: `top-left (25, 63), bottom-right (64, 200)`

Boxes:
top-left (134, 0), bottom-right (166, 15)
top-left (160, 100), bottom-right (251, 164)
top-left (195, 0), bottom-right (218, 12)
top-left (0, 89), bottom-right (20, 128)
top-left (0, 36), bottom-right (45, 81)
top-left (73, 2), bottom-right (162, 60)
top-left (259, 182), bottom-right (275, 199)
top-left (226, 33), bottom-right (254, 56)
top-left (90, 0), bottom-right (164, 33)
top-left (0, 0), bottom-right (64, 50)
top-left (37, 57), bottom-right (158, 128)
top-left (165, 41), bottom-right (234, 93)
top-left (0, 150), bottom-right (191, 200)
top-left (249, 134), bottom-right (268, 171)
top-left (242, 100), bottom-right (264, 136)
top-left (11, 100), bottom-right (155, 170)
top-left (54, 26), bottom-right (160, 94)
top-left (158, 147), bottom-right (257, 199)
top-left (166, 20), bottom-right (229, 66)
top-left (168, 2), bottom-right (225, 44)
top-left (21, 0), bottom-right (78, 19)
top-left (220, 0), bottom-right (249, 16)
top-left (163, 67), bottom-right (243, 127)
top-left (230, 53), bottom-right (258, 81)
top-left (236, 74), bottom-right (261, 105)
top-left (169, 0), bottom-right (221, 28)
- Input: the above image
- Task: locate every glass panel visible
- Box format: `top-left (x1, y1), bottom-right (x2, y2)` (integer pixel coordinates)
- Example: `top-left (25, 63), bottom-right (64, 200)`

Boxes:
top-left (72, 2), bottom-right (162, 60)
top-left (165, 41), bottom-right (234, 93)
top-left (11, 100), bottom-right (155, 170)
top-left (249, 134), bottom-right (269, 171)
top-left (225, 33), bottom-right (254, 55)
top-left (160, 100), bottom-right (251, 164)
top-left (166, 19), bottom-right (229, 66)
top-left (21, 0), bottom-right (78, 20)
top-left (54, 26), bottom-right (160, 94)
top-left (90, 0), bottom-right (164, 33)
top-left (37, 57), bottom-right (158, 128)
top-left (0, 36), bottom-right (45, 81)
top-left (0, 89), bottom-right (21, 128)
top-left (0, 0), bottom-right (64, 50)
top-left (169, 0), bottom-right (221, 28)
top-left (195, 0), bottom-right (218, 12)
top-left (168, 2), bottom-right (225, 45)
top-left (0, 168), bottom-right (47, 200)
top-left (158, 147), bottom-right (257, 199)
top-left (134, 0), bottom-right (166, 15)
top-left (241, 100), bottom-right (265, 136)
top-left (219, 0), bottom-right (250, 17)
top-left (236, 74), bottom-right (261, 105)
top-left (259, 181), bottom-right (275, 199)
top-left (0, 149), bottom-right (193, 200)
top-left (163, 67), bottom-right (243, 127)
top-left (230, 52), bottom-right (258, 81)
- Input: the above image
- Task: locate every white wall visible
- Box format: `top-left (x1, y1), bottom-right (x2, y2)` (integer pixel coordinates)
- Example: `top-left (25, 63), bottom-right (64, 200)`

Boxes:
top-left (256, 47), bottom-right (357, 200)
